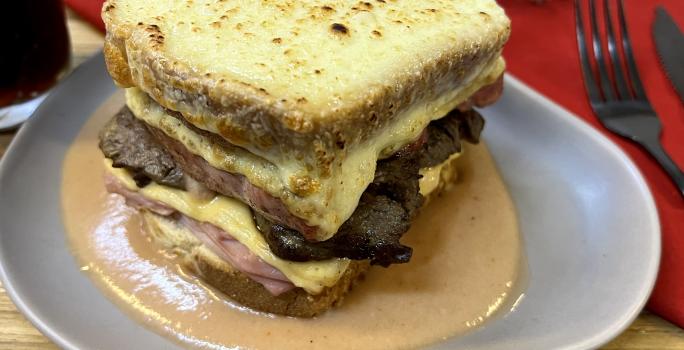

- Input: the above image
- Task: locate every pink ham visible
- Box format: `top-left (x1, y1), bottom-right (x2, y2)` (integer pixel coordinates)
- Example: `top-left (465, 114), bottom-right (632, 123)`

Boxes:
top-left (147, 125), bottom-right (321, 240)
top-left (105, 173), bottom-right (295, 295)
top-left (104, 174), bottom-right (174, 216)
top-left (177, 215), bottom-right (295, 296)
top-left (458, 75), bottom-right (504, 111)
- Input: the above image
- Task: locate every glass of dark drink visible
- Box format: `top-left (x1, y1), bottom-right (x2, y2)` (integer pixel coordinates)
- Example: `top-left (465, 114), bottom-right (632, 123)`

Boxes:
top-left (0, 0), bottom-right (70, 129)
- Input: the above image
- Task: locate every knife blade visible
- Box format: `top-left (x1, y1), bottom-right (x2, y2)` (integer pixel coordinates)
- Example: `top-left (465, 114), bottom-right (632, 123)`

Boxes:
top-left (652, 6), bottom-right (684, 103)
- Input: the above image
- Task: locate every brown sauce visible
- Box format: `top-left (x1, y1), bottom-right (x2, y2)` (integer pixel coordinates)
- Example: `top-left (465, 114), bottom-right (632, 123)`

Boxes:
top-left (61, 92), bottom-right (526, 350)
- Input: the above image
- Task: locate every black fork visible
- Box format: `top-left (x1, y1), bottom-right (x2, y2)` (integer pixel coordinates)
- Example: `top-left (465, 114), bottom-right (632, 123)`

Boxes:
top-left (575, 0), bottom-right (684, 197)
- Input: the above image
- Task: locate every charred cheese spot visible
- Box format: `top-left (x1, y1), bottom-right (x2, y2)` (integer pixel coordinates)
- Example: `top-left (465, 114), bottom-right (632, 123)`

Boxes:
top-left (330, 23), bottom-right (350, 35)
top-left (290, 175), bottom-right (321, 197)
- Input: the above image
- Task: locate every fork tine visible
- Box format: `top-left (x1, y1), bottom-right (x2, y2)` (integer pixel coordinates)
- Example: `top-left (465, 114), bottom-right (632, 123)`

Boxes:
top-left (603, 0), bottom-right (631, 99)
top-left (617, 0), bottom-right (647, 100)
top-left (589, 0), bottom-right (616, 101)
top-left (575, 0), bottom-right (603, 104)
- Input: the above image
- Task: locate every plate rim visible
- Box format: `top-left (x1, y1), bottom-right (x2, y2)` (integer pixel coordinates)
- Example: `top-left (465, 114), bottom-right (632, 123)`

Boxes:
top-left (0, 53), bottom-right (661, 350)
top-left (502, 75), bottom-right (661, 350)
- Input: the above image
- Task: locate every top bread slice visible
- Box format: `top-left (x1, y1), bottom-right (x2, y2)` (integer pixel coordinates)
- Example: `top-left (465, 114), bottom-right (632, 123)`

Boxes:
top-left (103, 0), bottom-right (508, 143)
top-left (103, 0), bottom-right (509, 238)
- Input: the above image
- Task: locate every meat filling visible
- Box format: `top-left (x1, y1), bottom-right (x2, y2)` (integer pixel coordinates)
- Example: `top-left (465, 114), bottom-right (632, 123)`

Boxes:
top-left (99, 108), bottom-right (185, 189)
top-left (104, 173), bottom-right (295, 295)
top-left (99, 108), bottom-right (484, 267)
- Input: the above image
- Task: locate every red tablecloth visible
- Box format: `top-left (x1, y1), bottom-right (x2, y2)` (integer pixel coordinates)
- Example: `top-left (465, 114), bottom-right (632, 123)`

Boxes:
top-left (66, 0), bottom-right (684, 327)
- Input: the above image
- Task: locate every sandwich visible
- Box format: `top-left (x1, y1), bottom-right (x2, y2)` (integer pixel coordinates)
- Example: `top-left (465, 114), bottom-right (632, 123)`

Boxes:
top-left (98, 0), bottom-right (510, 317)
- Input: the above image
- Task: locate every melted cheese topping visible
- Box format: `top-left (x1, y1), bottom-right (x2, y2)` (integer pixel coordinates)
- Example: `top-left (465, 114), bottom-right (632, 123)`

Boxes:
top-left (126, 58), bottom-right (502, 240)
top-left (108, 0), bottom-right (509, 111)
top-left (105, 161), bottom-right (350, 294)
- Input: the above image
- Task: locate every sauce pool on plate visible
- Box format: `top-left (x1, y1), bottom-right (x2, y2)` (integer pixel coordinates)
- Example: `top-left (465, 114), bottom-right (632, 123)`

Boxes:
top-left (61, 93), bottom-right (526, 350)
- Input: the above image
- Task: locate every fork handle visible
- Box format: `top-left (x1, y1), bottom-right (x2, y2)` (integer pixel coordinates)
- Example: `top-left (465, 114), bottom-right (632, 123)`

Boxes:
top-left (640, 140), bottom-right (684, 198)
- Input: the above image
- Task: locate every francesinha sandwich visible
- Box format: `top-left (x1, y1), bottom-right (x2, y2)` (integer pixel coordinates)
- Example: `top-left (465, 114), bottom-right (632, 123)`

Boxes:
top-left (98, 0), bottom-right (510, 317)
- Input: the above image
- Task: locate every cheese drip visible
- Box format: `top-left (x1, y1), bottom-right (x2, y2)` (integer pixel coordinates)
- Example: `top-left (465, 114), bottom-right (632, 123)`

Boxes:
top-left (419, 152), bottom-right (462, 197)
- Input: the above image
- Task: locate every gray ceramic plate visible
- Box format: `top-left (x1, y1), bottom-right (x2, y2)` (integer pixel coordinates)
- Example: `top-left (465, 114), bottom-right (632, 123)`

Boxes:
top-left (0, 53), bottom-right (660, 350)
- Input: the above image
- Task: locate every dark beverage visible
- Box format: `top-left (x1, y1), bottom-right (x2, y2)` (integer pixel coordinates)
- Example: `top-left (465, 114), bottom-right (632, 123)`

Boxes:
top-left (0, 1), bottom-right (70, 107)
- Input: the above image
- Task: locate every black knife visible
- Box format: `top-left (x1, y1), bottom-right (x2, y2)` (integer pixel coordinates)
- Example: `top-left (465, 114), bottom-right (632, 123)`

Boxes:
top-left (653, 6), bottom-right (684, 103)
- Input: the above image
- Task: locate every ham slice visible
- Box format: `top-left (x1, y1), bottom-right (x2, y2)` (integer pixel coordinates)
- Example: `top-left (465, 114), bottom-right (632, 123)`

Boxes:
top-left (104, 174), bottom-right (175, 216)
top-left (105, 173), bottom-right (295, 295)
top-left (458, 75), bottom-right (504, 111)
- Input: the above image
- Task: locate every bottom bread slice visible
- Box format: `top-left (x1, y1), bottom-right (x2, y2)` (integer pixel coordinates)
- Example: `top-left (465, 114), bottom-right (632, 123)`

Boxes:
top-left (141, 211), bottom-right (370, 317)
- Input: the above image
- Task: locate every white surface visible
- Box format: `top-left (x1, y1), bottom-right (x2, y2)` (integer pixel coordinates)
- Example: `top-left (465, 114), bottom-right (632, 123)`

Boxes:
top-left (0, 54), bottom-right (660, 350)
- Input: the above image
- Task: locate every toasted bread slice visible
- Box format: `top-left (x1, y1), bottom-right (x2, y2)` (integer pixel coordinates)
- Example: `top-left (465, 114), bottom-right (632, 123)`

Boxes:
top-left (102, 1), bottom-right (509, 133)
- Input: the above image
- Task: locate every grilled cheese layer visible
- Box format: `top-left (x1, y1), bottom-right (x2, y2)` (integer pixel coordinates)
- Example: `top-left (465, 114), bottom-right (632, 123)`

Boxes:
top-left (126, 58), bottom-right (502, 240)
top-left (105, 160), bottom-right (350, 294)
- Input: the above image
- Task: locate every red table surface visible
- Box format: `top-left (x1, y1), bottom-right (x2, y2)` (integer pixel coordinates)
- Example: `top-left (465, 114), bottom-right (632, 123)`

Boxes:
top-left (66, 0), bottom-right (684, 327)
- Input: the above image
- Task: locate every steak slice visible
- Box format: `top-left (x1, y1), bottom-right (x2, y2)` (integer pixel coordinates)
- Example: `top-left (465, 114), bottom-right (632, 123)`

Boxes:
top-left (254, 152), bottom-right (419, 267)
top-left (99, 107), bottom-right (184, 189)
top-left (417, 109), bottom-right (484, 168)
